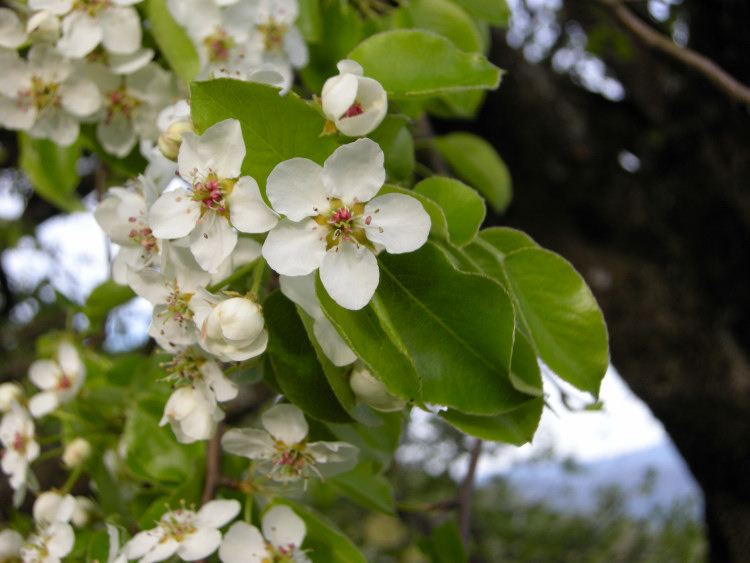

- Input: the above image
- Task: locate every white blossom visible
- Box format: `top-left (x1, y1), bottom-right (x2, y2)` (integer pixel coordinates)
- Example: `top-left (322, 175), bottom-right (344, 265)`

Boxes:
top-left (21, 493), bottom-right (75, 563)
top-left (0, 382), bottom-right (24, 413)
top-left (124, 499), bottom-right (240, 563)
top-left (0, 402), bottom-right (39, 505)
top-left (27, 342), bottom-right (85, 418)
top-left (149, 118), bottom-right (278, 273)
top-left (0, 529), bottom-right (23, 562)
top-left (321, 59), bottom-right (387, 137)
top-left (219, 505), bottom-right (310, 563)
top-left (262, 138), bottom-right (431, 310)
top-left (221, 404), bottom-right (358, 485)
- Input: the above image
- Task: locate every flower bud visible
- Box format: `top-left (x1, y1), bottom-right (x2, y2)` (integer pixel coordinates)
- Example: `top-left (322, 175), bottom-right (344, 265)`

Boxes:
top-left (62, 437), bottom-right (92, 468)
top-left (157, 120), bottom-right (194, 161)
top-left (201, 297), bottom-right (268, 361)
top-left (71, 496), bottom-right (97, 528)
top-left (349, 363), bottom-right (406, 412)
top-left (321, 60), bottom-right (387, 137)
top-left (0, 382), bottom-right (24, 412)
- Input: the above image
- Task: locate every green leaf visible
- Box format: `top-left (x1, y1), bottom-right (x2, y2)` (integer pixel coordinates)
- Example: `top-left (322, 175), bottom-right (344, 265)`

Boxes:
top-left (503, 248), bottom-right (609, 396)
top-left (349, 30), bottom-right (502, 98)
top-left (190, 80), bottom-right (340, 189)
top-left (264, 290), bottom-right (353, 423)
top-left (414, 177), bottom-right (485, 246)
top-left (419, 521), bottom-right (468, 563)
top-left (393, 0), bottom-right (484, 53)
top-left (272, 500), bottom-right (368, 563)
top-left (122, 398), bottom-right (205, 483)
top-left (325, 412), bottom-right (403, 474)
top-left (426, 88), bottom-right (487, 119)
top-left (509, 329), bottom-right (543, 397)
top-left (440, 397), bottom-right (543, 444)
top-left (143, 0), bottom-right (200, 84)
top-left (329, 462), bottom-right (396, 514)
top-left (434, 132), bottom-right (512, 213)
top-left (451, 0), bottom-right (510, 25)
top-left (79, 124), bottom-right (148, 178)
top-left (84, 281), bottom-right (135, 331)
top-left (368, 115), bottom-right (415, 181)
top-left (19, 133), bottom-right (82, 212)
top-left (297, 0), bottom-right (322, 43)
top-left (377, 243), bottom-right (528, 414)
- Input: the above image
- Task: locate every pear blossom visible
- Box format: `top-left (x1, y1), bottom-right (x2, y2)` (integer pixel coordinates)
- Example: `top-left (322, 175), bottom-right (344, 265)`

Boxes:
top-left (0, 8), bottom-right (27, 48)
top-left (262, 138), bottom-right (431, 310)
top-left (0, 401), bottom-right (39, 505)
top-left (349, 362), bottom-right (406, 412)
top-left (191, 290), bottom-right (268, 362)
top-left (105, 524), bottom-right (128, 563)
top-left (123, 499), bottom-right (240, 563)
top-left (62, 437), bottom-right (92, 467)
top-left (219, 505), bottom-right (310, 563)
top-left (148, 118), bottom-right (278, 273)
top-left (321, 60), bottom-right (387, 137)
top-left (88, 62), bottom-right (174, 157)
top-left (0, 45), bottom-right (101, 146)
top-left (0, 382), bottom-right (24, 412)
top-left (221, 404), bottom-right (358, 485)
top-left (279, 274), bottom-right (356, 367)
top-left (28, 342), bottom-right (86, 418)
top-left (21, 493), bottom-right (76, 563)
top-left (0, 529), bottom-right (24, 561)
top-left (29, 0), bottom-right (143, 59)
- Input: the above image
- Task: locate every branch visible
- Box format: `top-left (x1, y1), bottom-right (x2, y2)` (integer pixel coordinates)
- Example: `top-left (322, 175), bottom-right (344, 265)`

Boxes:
top-left (201, 424), bottom-right (223, 505)
top-left (458, 439), bottom-right (482, 547)
top-left (596, 0), bottom-right (750, 106)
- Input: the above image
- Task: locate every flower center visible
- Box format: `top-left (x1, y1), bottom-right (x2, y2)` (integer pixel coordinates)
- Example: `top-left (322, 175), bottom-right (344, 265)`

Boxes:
top-left (159, 286), bottom-right (194, 327)
top-left (269, 442), bottom-right (320, 484)
top-left (128, 225), bottom-right (158, 253)
top-left (341, 102), bottom-right (364, 119)
top-left (161, 508), bottom-right (198, 542)
top-left (258, 20), bottom-right (288, 51)
top-left (263, 542), bottom-right (300, 563)
top-left (105, 87), bottom-right (143, 124)
top-left (204, 28), bottom-right (235, 62)
top-left (12, 431), bottom-right (28, 455)
top-left (57, 373), bottom-right (73, 391)
top-left (73, 0), bottom-right (112, 17)
top-left (189, 173), bottom-right (236, 217)
top-left (19, 76), bottom-right (60, 113)
top-left (162, 349), bottom-right (204, 384)
top-left (314, 199), bottom-right (372, 250)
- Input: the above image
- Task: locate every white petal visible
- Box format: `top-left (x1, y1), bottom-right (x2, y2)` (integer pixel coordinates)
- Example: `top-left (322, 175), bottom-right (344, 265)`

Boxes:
top-left (57, 342), bottom-right (82, 379)
top-left (321, 138), bottom-right (385, 204)
top-left (178, 119), bottom-right (245, 181)
top-left (46, 522), bottom-right (75, 557)
top-left (140, 537), bottom-right (178, 563)
top-left (97, 118), bottom-right (137, 158)
top-left (0, 8), bottom-right (27, 48)
top-left (221, 428), bottom-right (275, 460)
top-left (227, 176), bottom-right (278, 233)
top-left (262, 505), bottom-right (306, 550)
top-left (162, 387), bottom-right (196, 422)
top-left (0, 98), bottom-right (36, 131)
top-left (99, 6), bottom-right (141, 54)
top-left (149, 188), bottom-right (200, 239)
top-left (321, 72), bottom-right (358, 121)
top-left (262, 218), bottom-right (326, 276)
top-left (28, 360), bottom-right (61, 390)
top-left (278, 273), bottom-right (319, 319)
top-left (337, 59), bottom-right (364, 75)
top-left (28, 391), bottom-right (58, 418)
top-left (265, 158), bottom-right (327, 221)
top-left (109, 48), bottom-right (155, 74)
top-left (365, 193), bottom-right (431, 254)
top-left (196, 499), bottom-right (241, 528)
top-left (177, 528), bottom-right (221, 561)
top-left (57, 11), bottom-right (102, 58)
top-left (336, 108), bottom-right (385, 138)
top-left (200, 361), bottom-right (238, 402)
top-left (29, 0), bottom-right (71, 15)
top-left (190, 213), bottom-right (238, 273)
top-left (125, 266), bottom-right (171, 304)
top-left (262, 404), bottom-right (308, 444)
top-left (307, 441), bottom-right (359, 475)
top-left (31, 109), bottom-right (79, 146)
top-left (319, 243), bottom-right (378, 310)
top-left (219, 522), bottom-right (268, 563)
top-left (313, 318), bottom-right (356, 366)
top-left (124, 530), bottom-right (162, 559)
top-left (59, 77), bottom-right (101, 117)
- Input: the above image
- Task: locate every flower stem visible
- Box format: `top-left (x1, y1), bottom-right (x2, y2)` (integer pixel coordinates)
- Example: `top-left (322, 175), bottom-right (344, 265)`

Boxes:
top-left (250, 257), bottom-right (267, 297)
top-left (61, 464), bottom-right (84, 494)
top-left (208, 257), bottom-right (260, 293)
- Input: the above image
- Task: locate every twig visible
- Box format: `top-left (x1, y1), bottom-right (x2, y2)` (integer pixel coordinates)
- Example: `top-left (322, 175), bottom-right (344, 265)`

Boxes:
top-left (595, 0), bottom-right (750, 106)
top-left (458, 439), bottom-right (482, 547)
top-left (201, 424), bottom-right (223, 506)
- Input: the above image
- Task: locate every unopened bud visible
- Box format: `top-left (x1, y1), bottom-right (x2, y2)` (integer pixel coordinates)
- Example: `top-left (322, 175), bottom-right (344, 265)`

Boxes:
top-left (157, 120), bottom-right (194, 161)
top-left (349, 363), bottom-right (406, 412)
top-left (0, 382), bottom-right (24, 412)
top-left (62, 437), bottom-right (92, 468)
top-left (71, 496), bottom-right (97, 528)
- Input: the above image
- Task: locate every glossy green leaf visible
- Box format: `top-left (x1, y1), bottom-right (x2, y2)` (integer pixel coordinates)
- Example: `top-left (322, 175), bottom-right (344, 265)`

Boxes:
top-left (509, 329), bottom-right (543, 396)
top-left (122, 398), bottom-right (205, 483)
top-left (19, 133), bottom-right (82, 212)
top-left (452, 0), bottom-right (510, 25)
top-left (419, 521), bottom-right (468, 563)
top-left (503, 248), bottom-right (609, 396)
top-left (329, 462), bottom-right (396, 514)
top-left (368, 115), bottom-right (415, 181)
top-left (143, 0), bottom-right (200, 84)
top-left (190, 80), bottom-right (339, 189)
top-left (264, 290), bottom-right (353, 423)
top-left (393, 0), bottom-right (483, 53)
top-left (434, 132), bottom-right (512, 213)
top-left (440, 397), bottom-right (543, 445)
top-left (297, 0), bottom-right (322, 43)
top-left (374, 243), bottom-right (528, 414)
top-left (325, 412), bottom-right (403, 473)
top-left (273, 500), bottom-right (368, 563)
top-left (414, 177), bottom-right (485, 246)
top-left (317, 279), bottom-right (422, 406)
top-left (426, 88), bottom-right (487, 119)
top-left (84, 281), bottom-right (135, 330)
top-left (349, 30), bottom-right (502, 98)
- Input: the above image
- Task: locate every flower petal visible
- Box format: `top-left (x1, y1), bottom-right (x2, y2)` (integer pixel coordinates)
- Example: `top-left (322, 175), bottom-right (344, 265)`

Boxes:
top-left (266, 158), bottom-right (327, 221)
top-left (365, 193), bottom-right (431, 254)
top-left (221, 428), bottom-right (275, 460)
top-left (99, 6), bottom-right (141, 54)
top-left (189, 213), bottom-right (237, 273)
top-left (319, 243), bottom-right (378, 310)
top-left (57, 11), bottom-right (102, 58)
top-left (321, 72), bottom-right (358, 122)
top-left (196, 499), bottom-right (241, 528)
top-left (262, 404), bottom-right (308, 444)
top-left (177, 527), bottom-right (222, 561)
top-left (28, 360), bottom-right (61, 390)
top-left (219, 521), bottom-right (268, 563)
top-left (262, 505), bottom-right (306, 550)
top-left (313, 317), bottom-right (357, 366)
top-left (262, 218), bottom-right (326, 276)
top-left (178, 119), bottom-right (245, 181)
top-left (227, 176), bottom-right (278, 233)
top-left (321, 138), bottom-right (385, 204)
top-left (149, 188), bottom-right (201, 239)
